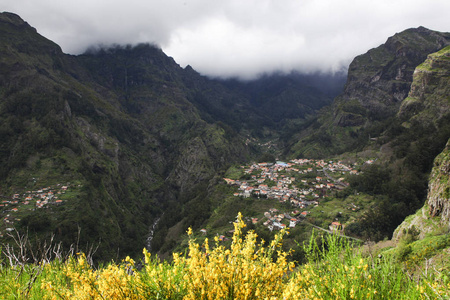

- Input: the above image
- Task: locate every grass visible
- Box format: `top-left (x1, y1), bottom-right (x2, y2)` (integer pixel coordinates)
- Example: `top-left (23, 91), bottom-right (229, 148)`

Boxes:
top-left (223, 165), bottom-right (243, 180)
top-left (1, 213), bottom-right (448, 299)
top-left (308, 194), bottom-right (373, 228)
top-left (200, 163), bottom-right (378, 258)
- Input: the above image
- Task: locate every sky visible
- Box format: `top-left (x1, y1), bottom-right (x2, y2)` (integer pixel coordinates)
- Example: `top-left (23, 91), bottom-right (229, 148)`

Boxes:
top-left (3, 0), bottom-right (450, 79)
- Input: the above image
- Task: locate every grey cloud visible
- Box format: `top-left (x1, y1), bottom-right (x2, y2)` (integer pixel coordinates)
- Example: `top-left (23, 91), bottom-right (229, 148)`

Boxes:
top-left (3, 0), bottom-right (449, 79)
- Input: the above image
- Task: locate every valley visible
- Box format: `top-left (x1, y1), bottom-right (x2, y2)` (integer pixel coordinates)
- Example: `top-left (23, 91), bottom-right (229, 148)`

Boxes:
top-left (166, 156), bottom-right (375, 258)
top-left (0, 11), bottom-right (449, 279)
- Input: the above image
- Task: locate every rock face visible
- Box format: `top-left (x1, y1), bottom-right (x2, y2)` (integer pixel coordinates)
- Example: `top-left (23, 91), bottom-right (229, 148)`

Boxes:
top-left (399, 45), bottom-right (450, 122)
top-left (335, 27), bottom-right (450, 126)
top-left (392, 47), bottom-right (450, 240)
top-left (288, 27), bottom-right (450, 158)
top-left (0, 12), bottom-right (251, 260)
top-left (393, 139), bottom-right (450, 241)
top-left (428, 139), bottom-right (450, 224)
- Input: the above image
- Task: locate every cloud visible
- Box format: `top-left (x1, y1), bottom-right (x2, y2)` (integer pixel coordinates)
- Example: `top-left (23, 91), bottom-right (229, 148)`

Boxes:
top-left (3, 0), bottom-right (449, 79)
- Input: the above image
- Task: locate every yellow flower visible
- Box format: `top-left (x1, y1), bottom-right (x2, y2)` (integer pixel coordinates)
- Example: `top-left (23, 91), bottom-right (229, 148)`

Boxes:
top-left (125, 255), bottom-right (135, 266)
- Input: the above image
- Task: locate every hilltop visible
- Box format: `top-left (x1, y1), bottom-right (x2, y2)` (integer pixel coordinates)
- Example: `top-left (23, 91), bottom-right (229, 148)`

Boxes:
top-left (0, 12), bottom-right (342, 260)
top-left (0, 10), bottom-right (449, 299)
top-left (0, 12), bottom-right (250, 259)
top-left (0, 11), bottom-right (449, 262)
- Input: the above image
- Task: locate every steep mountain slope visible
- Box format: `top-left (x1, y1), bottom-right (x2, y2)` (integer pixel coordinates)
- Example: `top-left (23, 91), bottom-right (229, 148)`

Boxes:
top-left (289, 27), bottom-right (450, 157)
top-left (344, 45), bottom-right (450, 240)
top-left (399, 45), bottom-right (450, 123)
top-left (337, 27), bottom-right (449, 123)
top-left (393, 138), bottom-right (449, 241)
top-left (0, 11), bottom-right (344, 259)
top-left (428, 142), bottom-right (450, 226)
top-left (0, 12), bottom-right (250, 260)
top-left (396, 45), bottom-right (450, 229)
top-left (428, 138), bottom-right (450, 225)
top-left (76, 45), bottom-right (252, 194)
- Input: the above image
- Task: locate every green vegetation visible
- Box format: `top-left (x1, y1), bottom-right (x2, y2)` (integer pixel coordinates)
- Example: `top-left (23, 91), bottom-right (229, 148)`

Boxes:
top-left (1, 13), bottom-right (449, 287)
top-left (0, 12), bottom-right (253, 262)
top-left (1, 216), bottom-right (448, 299)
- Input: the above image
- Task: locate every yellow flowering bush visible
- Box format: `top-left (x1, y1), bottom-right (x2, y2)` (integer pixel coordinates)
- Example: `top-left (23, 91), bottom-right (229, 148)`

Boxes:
top-left (40, 212), bottom-right (294, 300)
top-left (175, 212), bottom-right (294, 299)
top-left (138, 248), bottom-right (187, 299)
top-left (1, 212), bottom-right (449, 299)
top-left (43, 253), bottom-right (140, 299)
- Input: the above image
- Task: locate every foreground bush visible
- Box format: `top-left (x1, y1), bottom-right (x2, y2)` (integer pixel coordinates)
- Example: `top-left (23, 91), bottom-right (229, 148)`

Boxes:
top-left (1, 213), bottom-right (449, 299)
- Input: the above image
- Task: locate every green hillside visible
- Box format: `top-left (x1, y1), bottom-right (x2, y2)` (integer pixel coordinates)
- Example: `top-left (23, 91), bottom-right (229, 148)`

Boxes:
top-left (0, 12), bottom-right (251, 260)
top-left (0, 12), bottom-right (344, 260)
top-left (0, 11), bottom-right (449, 267)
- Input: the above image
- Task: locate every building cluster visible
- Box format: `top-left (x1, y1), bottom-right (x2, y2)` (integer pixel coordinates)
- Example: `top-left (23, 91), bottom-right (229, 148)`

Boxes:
top-left (261, 208), bottom-right (310, 231)
top-left (0, 183), bottom-right (74, 237)
top-left (225, 159), bottom-right (356, 204)
top-left (224, 159), bottom-right (359, 231)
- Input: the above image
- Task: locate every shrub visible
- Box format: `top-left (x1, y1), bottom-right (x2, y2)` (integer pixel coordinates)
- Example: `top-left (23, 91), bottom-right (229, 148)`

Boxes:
top-left (1, 213), bottom-right (449, 299)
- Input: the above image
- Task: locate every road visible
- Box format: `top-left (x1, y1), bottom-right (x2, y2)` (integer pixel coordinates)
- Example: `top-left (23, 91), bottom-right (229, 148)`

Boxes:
top-left (322, 168), bottom-right (349, 187)
top-left (302, 220), bottom-right (363, 242)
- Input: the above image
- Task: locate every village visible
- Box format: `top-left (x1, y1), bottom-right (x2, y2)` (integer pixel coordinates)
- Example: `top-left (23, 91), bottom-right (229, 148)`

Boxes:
top-left (223, 158), bottom-right (364, 232)
top-left (0, 183), bottom-right (77, 237)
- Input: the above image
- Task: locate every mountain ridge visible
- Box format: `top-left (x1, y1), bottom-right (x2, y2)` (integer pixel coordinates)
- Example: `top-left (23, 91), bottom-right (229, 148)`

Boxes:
top-left (0, 11), bottom-right (449, 260)
top-left (287, 26), bottom-right (450, 158)
top-left (0, 12), bottom-right (343, 260)
top-left (0, 12), bottom-right (250, 259)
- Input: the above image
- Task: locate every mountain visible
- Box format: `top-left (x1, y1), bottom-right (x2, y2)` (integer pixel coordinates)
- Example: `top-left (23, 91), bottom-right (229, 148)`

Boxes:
top-left (398, 45), bottom-right (450, 123)
top-left (288, 27), bottom-right (450, 158)
top-left (0, 12), bottom-right (253, 260)
top-left (1, 11), bottom-right (449, 259)
top-left (337, 27), bottom-right (449, 123)
top-left (428, 138), bottom-right (450, 224)
top-left (394, 46), bottom-right (450, 238)
top-left (0, 12), bottom-right (344, 260)
top-left (342, 44), bottom-right (450, 240)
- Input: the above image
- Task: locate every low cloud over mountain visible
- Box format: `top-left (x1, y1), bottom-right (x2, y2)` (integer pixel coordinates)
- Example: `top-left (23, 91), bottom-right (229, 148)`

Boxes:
top-left (3, 0), bottom-right (449, 79)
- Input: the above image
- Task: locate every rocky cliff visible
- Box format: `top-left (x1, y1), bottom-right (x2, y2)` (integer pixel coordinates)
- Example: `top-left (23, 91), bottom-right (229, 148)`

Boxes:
top-left (399, 45), bottom-right (450, 122)
top-left (288, 27), bottom-right (450, 158)
top-left (428, 139), bottom-right (450, 225)
top-left (0, 12), bottom-right (251, 259)
top-left (391, 47), bottom-right (450, 241)
top-left (402, 46), bottom-right (450, 225)
top-left (335, 27), bottom-right (450, 127)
